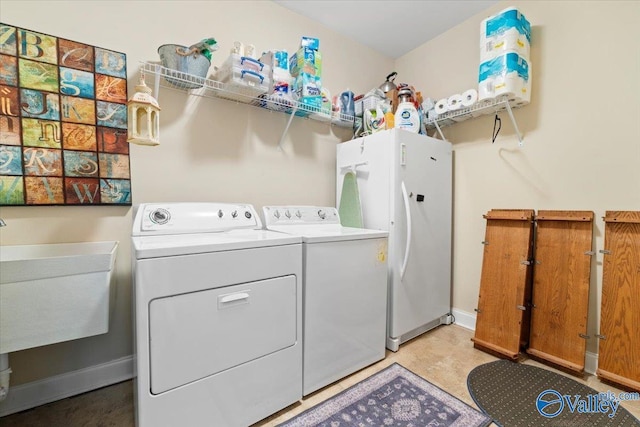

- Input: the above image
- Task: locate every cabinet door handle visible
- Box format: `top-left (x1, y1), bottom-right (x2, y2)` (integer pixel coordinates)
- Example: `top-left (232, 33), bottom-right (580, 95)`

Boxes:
top-left (218, 291), bottom-right (250, 309)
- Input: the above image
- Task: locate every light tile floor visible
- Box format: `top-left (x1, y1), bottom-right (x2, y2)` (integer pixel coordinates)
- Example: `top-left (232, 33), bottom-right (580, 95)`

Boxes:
top-left (1, 325), bottom-right (638, 426)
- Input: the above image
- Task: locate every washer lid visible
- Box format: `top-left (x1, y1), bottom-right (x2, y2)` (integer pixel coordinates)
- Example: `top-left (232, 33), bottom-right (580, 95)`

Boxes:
top-left (263, 206), bottom-right (387, 243)
top-left (267, 224), bottom-right (387, 243)
top-left (132, 229), bottom-right (300, 259)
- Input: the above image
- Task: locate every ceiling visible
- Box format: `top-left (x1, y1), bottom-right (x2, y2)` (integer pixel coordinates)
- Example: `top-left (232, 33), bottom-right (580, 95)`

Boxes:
top-left (273, 0), bottom-right (499, 59)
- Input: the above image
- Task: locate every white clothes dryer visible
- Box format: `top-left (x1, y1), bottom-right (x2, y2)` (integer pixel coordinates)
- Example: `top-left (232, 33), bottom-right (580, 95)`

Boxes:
top-left (132, 203), bottom-right (302, 427)
top-left (263, 206), bottom-right (388, 396)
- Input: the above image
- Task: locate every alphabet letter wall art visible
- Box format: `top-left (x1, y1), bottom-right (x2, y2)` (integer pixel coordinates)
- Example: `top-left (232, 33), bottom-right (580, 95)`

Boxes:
top-left (0, 24), bottom-right (131, 205)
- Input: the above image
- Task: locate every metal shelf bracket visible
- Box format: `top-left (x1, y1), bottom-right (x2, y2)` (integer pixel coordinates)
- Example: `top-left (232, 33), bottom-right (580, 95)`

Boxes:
top-left (504, 100), bottom-right (524, 147)
top-left (278, 104), bottom-right (299, 151)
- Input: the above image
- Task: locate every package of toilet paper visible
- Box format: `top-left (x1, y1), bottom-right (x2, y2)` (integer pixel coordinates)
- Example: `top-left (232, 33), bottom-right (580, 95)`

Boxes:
top-left (480, 7), bottom-right (531, 62)
top-left (478, 52), bottom-right (531, 104)
top-left (482, 7), bottom-right (530, 43)
top-left (481, 27), bottom-right (530, 62)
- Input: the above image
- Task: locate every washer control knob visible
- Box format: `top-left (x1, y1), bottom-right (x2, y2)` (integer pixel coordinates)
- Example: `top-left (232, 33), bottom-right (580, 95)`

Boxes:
top-left (285, 210), bottom-right (291, 219)
top-left (217, 209), bottom-right (224, 218)
top-left (273, 210), bottom-right (281, 219)
top-left (150, 208), bottom-right (170, 224)
top-left (296, 210), bottom-right (302, 218)
top-left (245, 211), bottom-right (252, 219)
top-left (231, 210), bottom-right (238, 218)
top-left (318, 209), bottom-right (326, 219)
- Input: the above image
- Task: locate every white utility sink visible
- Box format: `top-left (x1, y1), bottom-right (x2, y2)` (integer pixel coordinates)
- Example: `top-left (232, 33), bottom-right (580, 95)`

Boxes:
top-left (0, 241), bottom-right (118, 354)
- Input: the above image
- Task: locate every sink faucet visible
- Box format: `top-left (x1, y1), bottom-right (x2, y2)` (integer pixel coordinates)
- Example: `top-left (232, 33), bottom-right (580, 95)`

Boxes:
top-left (0, 219), bottom-right (6, 227)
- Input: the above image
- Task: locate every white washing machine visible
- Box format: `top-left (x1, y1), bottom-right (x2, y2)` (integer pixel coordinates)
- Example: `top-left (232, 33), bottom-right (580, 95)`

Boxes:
top-left (263, 206), bottom-right (388, 396)
top-left (131, 203), bottom-right (302, 427)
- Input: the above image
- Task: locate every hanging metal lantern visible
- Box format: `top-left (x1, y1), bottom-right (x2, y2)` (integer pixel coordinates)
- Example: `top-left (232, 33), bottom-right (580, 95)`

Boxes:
top-left (127, 71), bottom-right (160, 146)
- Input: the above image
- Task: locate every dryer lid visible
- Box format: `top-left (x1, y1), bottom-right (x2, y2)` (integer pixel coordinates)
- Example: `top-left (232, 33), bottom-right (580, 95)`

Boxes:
top-left (132, 228), bottom-right (300, 259)
top-left (131, 203), bottom-right (300, 259)
top-left (132, 203), bottom-right (262, 236)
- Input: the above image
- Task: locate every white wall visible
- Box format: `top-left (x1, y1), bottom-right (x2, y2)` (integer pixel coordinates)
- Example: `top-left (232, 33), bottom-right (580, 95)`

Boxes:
top-left (0, 0), bottom-right (393, 390)
top-left (1, 0), bottom-right (639, 410)
top-left (396, 0), bottom-right (640, 352)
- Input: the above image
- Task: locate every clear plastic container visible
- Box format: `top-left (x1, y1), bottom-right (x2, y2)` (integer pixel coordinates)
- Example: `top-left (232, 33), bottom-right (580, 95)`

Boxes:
top-left (214, 61), bottom-right (271, 103)
top-left (219, 53), bottom-right (271, 75)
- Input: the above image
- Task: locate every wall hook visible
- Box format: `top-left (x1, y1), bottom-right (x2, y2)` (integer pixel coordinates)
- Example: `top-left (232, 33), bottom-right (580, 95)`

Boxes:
top-left (492, 113), bottom-right (502, 143)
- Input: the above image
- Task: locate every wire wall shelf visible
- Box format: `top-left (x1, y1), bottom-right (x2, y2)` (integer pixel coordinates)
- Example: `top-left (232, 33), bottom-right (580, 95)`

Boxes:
top-left (425, 95), bottom-right (527, 146)
top-left (141, 62), bottom-right (356, 148)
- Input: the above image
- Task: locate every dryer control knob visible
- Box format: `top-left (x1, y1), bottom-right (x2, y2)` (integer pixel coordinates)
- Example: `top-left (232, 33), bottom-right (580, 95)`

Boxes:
top-left (150, 208), bottom-right (170, 224)
top-left (273, 210), bottom-right (281, 219)
top-left (245, 211), bottom-right (252, 219)
top-left (231, 210), bottom-right (238, 218)
top-left (217, 209), bottom-right (224, 218)
top-left (318, 209), bottom-right (326, 219)
top-left (296, 210), bottom-right (302, 218)
top-left (285, 210), bottom-right (291, 219)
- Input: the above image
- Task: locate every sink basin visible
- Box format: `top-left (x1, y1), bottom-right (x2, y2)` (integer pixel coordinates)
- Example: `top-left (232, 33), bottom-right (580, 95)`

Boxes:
top-left (0, 241), bottom-right (118, 354)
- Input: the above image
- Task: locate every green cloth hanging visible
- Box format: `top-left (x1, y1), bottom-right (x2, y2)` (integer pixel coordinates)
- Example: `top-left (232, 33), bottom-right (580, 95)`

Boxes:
top-left (338, 171), bottom-right (363, 228)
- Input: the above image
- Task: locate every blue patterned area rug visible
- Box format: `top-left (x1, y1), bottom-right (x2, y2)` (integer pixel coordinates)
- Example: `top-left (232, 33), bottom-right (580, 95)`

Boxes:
top-left (277, 363), bottom-right (492, 427)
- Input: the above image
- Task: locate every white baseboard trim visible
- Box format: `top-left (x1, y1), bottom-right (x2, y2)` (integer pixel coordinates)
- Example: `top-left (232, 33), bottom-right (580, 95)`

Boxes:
top-left (451, 307), bottom-right (476, 331)
top-left (449, 308), bottom-right (600, 375)
top-left (0, 355), bottom-right (133, 417)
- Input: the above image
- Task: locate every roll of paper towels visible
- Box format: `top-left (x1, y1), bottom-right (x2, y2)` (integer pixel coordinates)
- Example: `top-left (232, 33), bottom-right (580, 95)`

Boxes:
top-left (447, 94), bottom-right (464, 111)
top-left (435, 98), bottom-right (449, 114)
top-left (461, 89), bottom-right (478, 107)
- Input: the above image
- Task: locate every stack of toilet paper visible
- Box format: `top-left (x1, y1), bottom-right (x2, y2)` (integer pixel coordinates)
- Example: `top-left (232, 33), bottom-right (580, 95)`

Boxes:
top-left (432, 89), bottom-right (478, 117)
top-left (478, 7), bottom-right (531, 105)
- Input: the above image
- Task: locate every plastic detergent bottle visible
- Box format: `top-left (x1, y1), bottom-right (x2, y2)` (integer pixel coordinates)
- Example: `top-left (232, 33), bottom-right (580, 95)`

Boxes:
top-left (394, 88), bottom-right (420, 133)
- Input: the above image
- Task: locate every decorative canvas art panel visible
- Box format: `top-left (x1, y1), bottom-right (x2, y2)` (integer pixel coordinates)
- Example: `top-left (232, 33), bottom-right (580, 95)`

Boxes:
top-left (0, 23), bottom-right (131, 205)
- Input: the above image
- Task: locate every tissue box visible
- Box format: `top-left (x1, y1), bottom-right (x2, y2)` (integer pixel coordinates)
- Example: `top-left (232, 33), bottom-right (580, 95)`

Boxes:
top-left (289, 47), bottom-right (322, 78)
top-left (478, 52), bottom-right (531, 104)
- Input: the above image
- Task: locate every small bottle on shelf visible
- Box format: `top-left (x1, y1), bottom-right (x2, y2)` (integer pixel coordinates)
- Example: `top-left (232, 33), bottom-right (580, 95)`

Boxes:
top-left (394, 87), bottom-right (420, 133)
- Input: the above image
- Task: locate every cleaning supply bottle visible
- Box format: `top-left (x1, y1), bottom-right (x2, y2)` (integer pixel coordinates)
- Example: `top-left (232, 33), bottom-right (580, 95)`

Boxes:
top-left (394, 87), bottom-right (420, 133)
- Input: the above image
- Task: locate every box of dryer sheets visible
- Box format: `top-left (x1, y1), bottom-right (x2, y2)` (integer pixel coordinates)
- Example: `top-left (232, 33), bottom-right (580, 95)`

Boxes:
top-left (300, 36), bottom-right (319, 50)
top-left (480, 7), bottom-right (531, 61)
top-left (289, 46), bottom-right (322, 78)
top-left (478, 51), bottom-right (531, 104)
